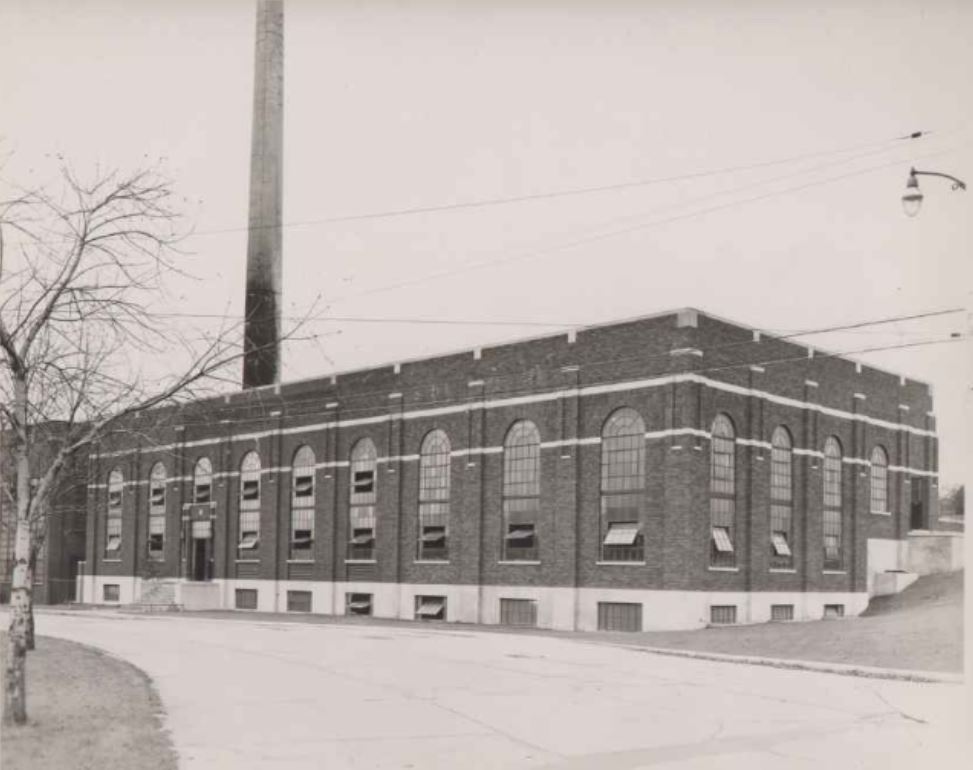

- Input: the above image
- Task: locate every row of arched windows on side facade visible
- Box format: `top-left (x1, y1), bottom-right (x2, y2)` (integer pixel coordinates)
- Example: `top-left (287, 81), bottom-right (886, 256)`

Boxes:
top-left (709, 414), bottom-right (891, 572)
top-left (102, 409), bottom-right (894, 569)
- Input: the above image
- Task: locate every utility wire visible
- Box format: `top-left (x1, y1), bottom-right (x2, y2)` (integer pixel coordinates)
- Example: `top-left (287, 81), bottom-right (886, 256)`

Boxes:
top-left (322, 140), bottom-right (971, 307)
top-left (186, 132), bottom-right (922, 236)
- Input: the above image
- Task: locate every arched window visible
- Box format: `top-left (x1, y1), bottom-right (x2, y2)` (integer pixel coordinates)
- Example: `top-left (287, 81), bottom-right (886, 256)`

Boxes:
top-left (290, 446), bottom-right (315, 559)
top-left (770, 427), bottom-right (793, 569)
top-left (238, 451), bottom-right (261, 553)
top-left (502, 421), bottom-right (541, 561)
top-left (823, 437), bottom-right (843, 570)
top-left (600, 408), bottom-right (646, 562)
top-left (148, 462), bottom-right (166, 559)
top-left (709, 414), bottom-right (736, 567)
top-left (418, 430), bottom-right (451, 561)
top-left (870, 446), bottom-right (889, 514)
top-left (105, 468), bottom-right (123, 554)
top-left (348, 438), bottom-right (377, 560)
top-left (193, 457), bottom-right (213, 504)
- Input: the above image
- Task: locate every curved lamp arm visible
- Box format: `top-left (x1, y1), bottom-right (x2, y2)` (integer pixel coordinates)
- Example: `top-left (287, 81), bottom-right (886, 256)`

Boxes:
top-left (910, 168), bottom-right (967, 191)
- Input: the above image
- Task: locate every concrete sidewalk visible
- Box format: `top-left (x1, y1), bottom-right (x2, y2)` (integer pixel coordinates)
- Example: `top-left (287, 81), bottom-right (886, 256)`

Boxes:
top-left (19, 610), bottom-right (969, 770)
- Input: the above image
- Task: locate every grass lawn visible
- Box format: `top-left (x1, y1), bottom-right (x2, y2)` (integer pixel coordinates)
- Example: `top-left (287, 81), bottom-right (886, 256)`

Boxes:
top-left (599, 571), bottom-right (964, 673)
top-left (1, 633), bottom-right (177, 770)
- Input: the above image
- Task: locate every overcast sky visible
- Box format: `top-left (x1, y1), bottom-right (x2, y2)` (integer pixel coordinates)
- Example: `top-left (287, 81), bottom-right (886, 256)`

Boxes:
top-left (2, 0), bottom-right (970, 487)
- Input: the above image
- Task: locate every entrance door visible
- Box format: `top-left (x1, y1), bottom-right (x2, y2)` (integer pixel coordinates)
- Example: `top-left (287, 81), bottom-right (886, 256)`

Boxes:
top-left (910, 478), bottom-right (928, 531)
top-left (187, 517), bottom-right (214, 581)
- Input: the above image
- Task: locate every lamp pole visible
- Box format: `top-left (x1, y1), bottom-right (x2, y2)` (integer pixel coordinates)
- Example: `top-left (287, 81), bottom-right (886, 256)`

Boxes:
top-left (902, 167), bottom-right (967, 217)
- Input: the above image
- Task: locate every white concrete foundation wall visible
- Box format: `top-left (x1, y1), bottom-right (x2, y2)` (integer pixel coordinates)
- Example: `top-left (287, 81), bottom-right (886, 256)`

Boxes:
top-left (866, 538), bottom-right (909, 595)
top-left (82, 576), bottom-right (869, 630)
top-left (906, 532), bottom-right (964, 575)
top-left (86, 574), bottom-right (141, 606)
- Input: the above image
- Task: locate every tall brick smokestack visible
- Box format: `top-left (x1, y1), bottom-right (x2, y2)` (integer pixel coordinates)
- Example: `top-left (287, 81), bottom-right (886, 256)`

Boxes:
top-left (242, 0), bottom-right (284, 389)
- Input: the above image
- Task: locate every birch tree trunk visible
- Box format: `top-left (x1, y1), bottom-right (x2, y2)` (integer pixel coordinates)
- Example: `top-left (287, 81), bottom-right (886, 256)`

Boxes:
top-left (3, 384), bottom-right (31, 724)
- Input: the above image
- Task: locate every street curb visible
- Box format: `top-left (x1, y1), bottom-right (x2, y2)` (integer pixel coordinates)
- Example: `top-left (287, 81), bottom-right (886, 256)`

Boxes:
top-left (610, 643), bottom-right (964, 684)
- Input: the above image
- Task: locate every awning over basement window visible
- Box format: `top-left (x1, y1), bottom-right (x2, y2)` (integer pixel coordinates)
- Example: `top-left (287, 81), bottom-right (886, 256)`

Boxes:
top-left (416, 599), bottom-right (445, 617)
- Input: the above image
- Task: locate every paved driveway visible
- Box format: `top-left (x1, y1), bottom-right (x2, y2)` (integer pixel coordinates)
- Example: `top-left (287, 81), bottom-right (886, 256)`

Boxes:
top-left (31, 611), bottom-right (966, 769)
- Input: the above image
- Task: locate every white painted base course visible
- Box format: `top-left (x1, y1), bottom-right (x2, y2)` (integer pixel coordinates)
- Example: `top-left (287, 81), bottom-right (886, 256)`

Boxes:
top-left (78, 574), bottom-right (867, 631)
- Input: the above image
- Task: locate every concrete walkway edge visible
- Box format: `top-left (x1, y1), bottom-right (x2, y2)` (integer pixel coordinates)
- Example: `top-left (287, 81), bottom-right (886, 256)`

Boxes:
top-left (609, 642), bottom-right (965, 684)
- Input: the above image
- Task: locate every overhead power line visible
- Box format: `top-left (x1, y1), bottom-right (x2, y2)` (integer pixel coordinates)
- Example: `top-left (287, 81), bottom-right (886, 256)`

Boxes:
top-left (187, 131), bottom-right (923, 237)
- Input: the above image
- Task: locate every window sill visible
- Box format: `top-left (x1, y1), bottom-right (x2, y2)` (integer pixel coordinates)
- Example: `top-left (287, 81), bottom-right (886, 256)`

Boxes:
top-left (708, 566), bottom-right (740, 572)
top-left (769, 568), bottom-right (797, 573)
top-left (287, 559), bottom-right (315, 564)
top-left (102, 558), bottom-right (122, 563)
top-left (345, 559), bottom-right (377, 565)
top-left (498, 560), bottom-right (541, 565)
top-left (822, 570), bottom-right (847, 575)
top-left (870, 510), bottom-right (892, 516)
top-left (415, 560), bottom-right (451, 565)
top-left (235, 559), bottom-right (260, 564)
top-left (596, 561), bottom-right (646, 566)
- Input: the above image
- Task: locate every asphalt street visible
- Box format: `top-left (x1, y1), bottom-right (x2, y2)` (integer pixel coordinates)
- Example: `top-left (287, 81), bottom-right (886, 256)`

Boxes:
top-left (26, 611), bottom-right (968, 769)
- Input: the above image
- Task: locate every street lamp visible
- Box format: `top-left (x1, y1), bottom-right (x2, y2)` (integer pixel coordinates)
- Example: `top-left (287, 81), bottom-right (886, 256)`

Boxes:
top-left (902, 167), bottom-right (967, 217)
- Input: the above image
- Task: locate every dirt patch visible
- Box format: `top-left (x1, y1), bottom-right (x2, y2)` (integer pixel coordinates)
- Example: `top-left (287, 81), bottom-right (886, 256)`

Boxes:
top-left (1, 634), bottom-right (177, 770)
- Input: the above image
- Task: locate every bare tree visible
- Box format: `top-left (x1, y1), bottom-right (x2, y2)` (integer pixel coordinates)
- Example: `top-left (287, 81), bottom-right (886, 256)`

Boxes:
top-left (0, 164), bottom-right (298, 724)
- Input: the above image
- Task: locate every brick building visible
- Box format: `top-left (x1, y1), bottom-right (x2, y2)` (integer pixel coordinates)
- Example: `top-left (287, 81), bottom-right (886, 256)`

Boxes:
top-left (1, 430), bottom-right (87, 605)
top-left (76, 308), bottom-right (941, 631)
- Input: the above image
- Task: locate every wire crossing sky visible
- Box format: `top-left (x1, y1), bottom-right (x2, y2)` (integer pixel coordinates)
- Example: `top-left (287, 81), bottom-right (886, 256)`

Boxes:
top-left (1, 0), bottom-right (970, 486)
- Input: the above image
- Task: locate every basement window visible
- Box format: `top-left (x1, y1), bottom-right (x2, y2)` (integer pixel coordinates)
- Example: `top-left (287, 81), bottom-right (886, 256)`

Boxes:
top-left (235, 588), bottom-right (258, 610)
top-left (771, 604), bottom-right (794, 622)
top-left (823, 604), bottom-right (845, 619)
top-left (415, 595), bottom-right (446, 621)
top-left (500, 598), bottom-right (538, 627)
top-left (346, 593), bottom-right (373, 616)
top-left (103, 584), bottom-right (120, 602)
top-left (286, 590), bottom-right (312, 613)
top-left (710, 605), bottom-right (737, 625)
top-left (597, 602), bottom-right (642, 632)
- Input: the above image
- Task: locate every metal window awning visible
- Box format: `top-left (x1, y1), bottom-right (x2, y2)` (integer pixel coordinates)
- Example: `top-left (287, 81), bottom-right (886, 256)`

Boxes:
top-left (106, 535), bottom-right (121, 552)
top-left (421, 530), bottom-right (446, 543)
top-left (416, 599), bottom-right (445, 617)
top-left (505, 527), bottom-right (535, 541)
top-left (603, 523), bottom-right (640, 546)
top-left (150, 490), bottom-right (165, 505)
top-left (239, 533), bottom-right (259, 549)
top-left (771, 532), bottom-right (791, 556)
top-left (291, 535), bottom-right (313, 547)
top-left (192, 520), bottom-right (212, 539)
top-left (294, 477), bottom-right (314, 495)
top-left (712, 527), bottom-right (734, 553)
top-left (350, 532), bottom-right (375, 545)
